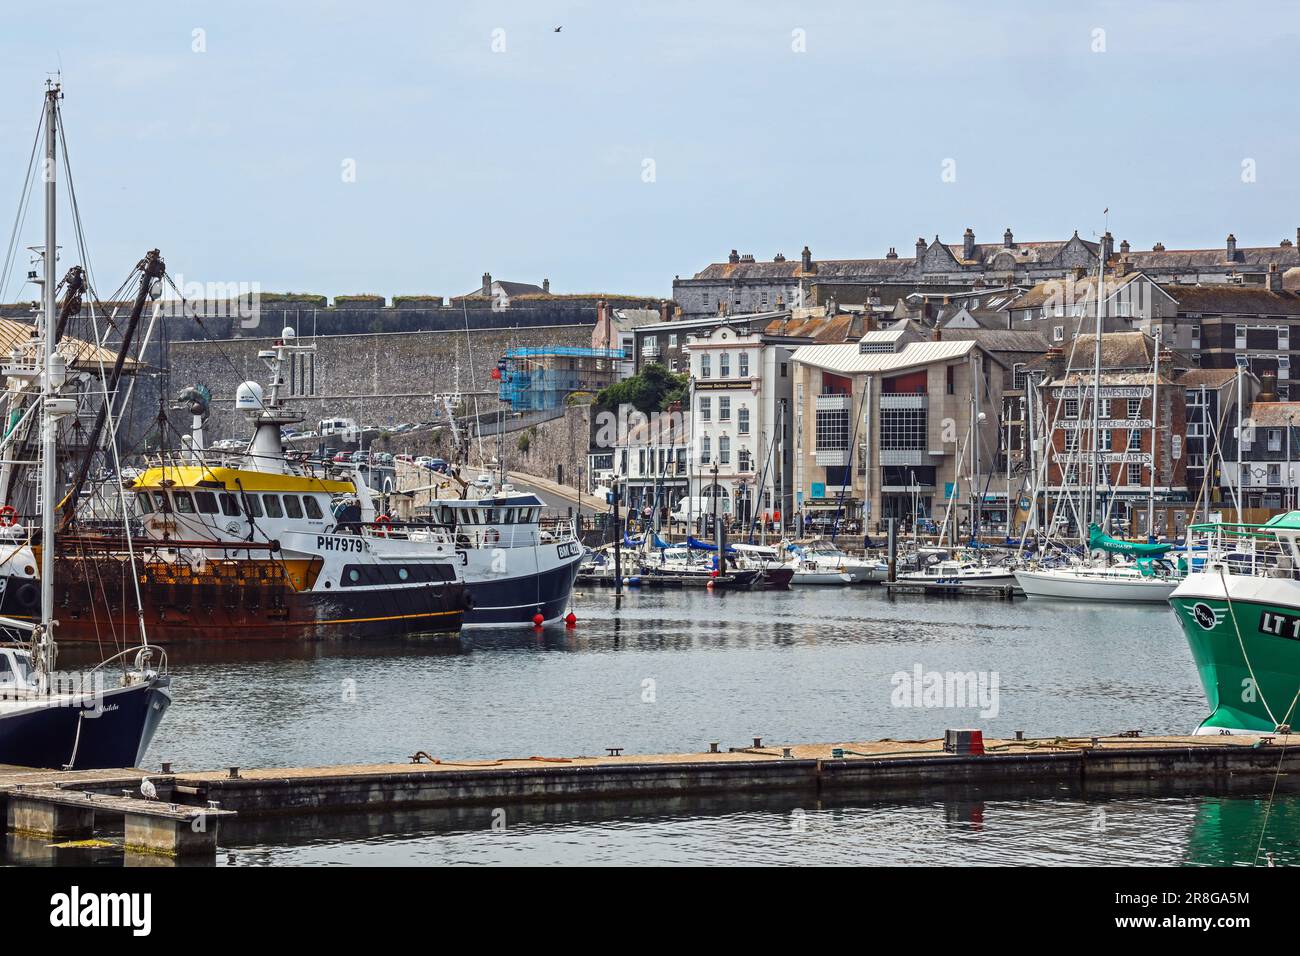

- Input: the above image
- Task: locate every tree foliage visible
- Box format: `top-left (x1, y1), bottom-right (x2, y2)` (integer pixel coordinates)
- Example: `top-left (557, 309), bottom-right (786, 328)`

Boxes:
top-left (596, 363), bottom-right (689, 414)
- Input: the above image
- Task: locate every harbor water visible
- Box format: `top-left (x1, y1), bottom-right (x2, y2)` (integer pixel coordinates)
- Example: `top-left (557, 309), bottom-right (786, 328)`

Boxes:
top-left (40, 585), bottom-right (1295, 866)
top-left (138, 585), bottom-right (1205, 770)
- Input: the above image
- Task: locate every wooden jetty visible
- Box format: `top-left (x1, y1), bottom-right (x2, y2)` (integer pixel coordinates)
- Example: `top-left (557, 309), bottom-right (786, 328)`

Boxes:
top-left (4, 732), bottom-right (1298, 861)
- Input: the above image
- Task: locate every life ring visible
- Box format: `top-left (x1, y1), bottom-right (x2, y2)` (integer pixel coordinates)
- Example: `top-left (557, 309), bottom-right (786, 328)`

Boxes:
top-left (484, 527), bottom-right (500, 545)
top-left (374, 514), bottom-right (391, 537)
top-left (15, 582), bottom-right (38, 609)
top-left (0, 505), bottom-right (16, 527)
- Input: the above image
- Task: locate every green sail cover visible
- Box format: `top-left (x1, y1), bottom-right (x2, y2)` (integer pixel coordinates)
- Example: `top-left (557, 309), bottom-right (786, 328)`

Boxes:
top-left (1087, 523), bottom-right (1173, 556)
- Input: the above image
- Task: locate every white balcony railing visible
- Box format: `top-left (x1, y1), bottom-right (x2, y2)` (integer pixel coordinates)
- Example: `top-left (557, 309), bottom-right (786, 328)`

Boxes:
top-left (815, 393), bottom-right (853, 411)
top-left (814, 448), bottom-right (849, 467)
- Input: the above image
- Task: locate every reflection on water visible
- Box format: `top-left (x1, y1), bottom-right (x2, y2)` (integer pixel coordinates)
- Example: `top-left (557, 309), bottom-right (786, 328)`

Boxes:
top-left (32, 585), bottom-right (1275, 866)
top-left (57, 585), bottom-right (1205, 771)
top-left (9, 779), bottom-right (1298, 867)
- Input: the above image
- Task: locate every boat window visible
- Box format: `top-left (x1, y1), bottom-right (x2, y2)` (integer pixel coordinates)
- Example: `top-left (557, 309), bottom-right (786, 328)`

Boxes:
top-left (219, 493), bottom-right (241, 516)
top-left (503, 508), bottom-right (515, 523)
top-left (243, 494), bottom-right (263, 518)
top-left (284, 496), bottom-right (304, 519)
top-left (303, 496), bottom-right (323, 520)
top-left (136, 492), bottom-right (153, 514)
top-left (0, 654), bottom-right (11, 679)
top-left (152, 491), bottom-right (169, 512)
top-left (347, 568), bottom-right (360, 583)
top-left (439, 506), bottom-right (456, 525)
top-left (263, 494), bottom-right (284, 518)
top-left (397, 568), bottom-right (409, 581)
top-left (173, 492), bottom-right (196, 514)
top-left (483, 508), bottom-right (497, 524)
top-left (194, 491), bottom-right (219, 515)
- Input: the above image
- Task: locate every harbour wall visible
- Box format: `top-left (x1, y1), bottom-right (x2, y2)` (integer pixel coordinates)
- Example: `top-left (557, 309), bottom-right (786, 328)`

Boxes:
top-left (165, 321), bottom-right (596, 442)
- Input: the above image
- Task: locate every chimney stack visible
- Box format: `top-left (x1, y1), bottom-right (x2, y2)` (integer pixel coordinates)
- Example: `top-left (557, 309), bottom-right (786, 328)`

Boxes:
top-left (728, 249), bottom-right (740, 264)
top-left (1003, 228), bottom-right (1014, 249)
top-left (1120, 239), bottom-right (1130, 255)
top-left (1046, 346), bottom-right (1066, 380)
top-left (542, 278), bottom-right (550, 294)
top-left (659, 299), bottom-right (672, 323)
top-left (963, 227), bottom-right (975, 260)
top-left (1268, 262), bottom-right (1282, 292)
top-left (931, 326), bottom-right (942, 342)
top-left (916, 237), bottom-right (927, 262)
top-left (1226, 234), bottom-right (1237, 262)
top-left (801, 245), bottom-right (814, 272)
top-left (1101, 231), bottom-right (1114, 262)
top-left (1259, 371), bottom-right (1278, 402)
top-left (481, 272), bottom-right (492, 296)
top-left (886, 247), bottom-right (898, 259)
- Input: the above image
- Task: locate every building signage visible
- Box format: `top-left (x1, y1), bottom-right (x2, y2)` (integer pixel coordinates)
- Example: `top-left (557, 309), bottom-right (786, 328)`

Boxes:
top-left (693, 380), bottom-right (750, 391)
top-left (811, 482), bottom-right (826, 499)
top-left (1058, 419), bottom-right (1153, 430)
top-left (1058, 453), bottom-right (1153, 465)
top-left (1052, 386), bottom-right (1152, 400)
top-left (944, 481), bottom-right (959, 499)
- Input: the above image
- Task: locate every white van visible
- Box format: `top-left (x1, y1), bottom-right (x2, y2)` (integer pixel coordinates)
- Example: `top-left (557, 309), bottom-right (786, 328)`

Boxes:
top-left (670, 495), bottom-right (733, 524)
top-left (319, 418), bottom-right (360, 443)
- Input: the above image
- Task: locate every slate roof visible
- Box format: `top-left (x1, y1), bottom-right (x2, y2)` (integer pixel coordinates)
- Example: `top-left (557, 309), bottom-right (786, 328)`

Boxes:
top-left (1159, 284), bottom-right (1300, 316)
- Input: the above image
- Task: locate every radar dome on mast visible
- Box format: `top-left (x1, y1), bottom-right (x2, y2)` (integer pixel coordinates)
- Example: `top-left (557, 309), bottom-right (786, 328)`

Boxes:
top-left (234, 380), bottom-right (265, 412)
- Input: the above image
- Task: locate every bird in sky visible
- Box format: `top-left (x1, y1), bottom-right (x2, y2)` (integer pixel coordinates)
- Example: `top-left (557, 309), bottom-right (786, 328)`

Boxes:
top-left (554, 26), bottom-right (562, 33)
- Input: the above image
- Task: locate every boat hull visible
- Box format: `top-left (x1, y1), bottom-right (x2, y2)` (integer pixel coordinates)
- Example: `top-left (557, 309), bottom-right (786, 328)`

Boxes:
top-left (898, 570), bottom-right (1019, 588)
top-left (0, 563), bottom-right (467, 643)
top-left (461, 551), bottom-right (582, 627)
top-left (0, 678), bottom-right (172, 770)
top-left (1014, 568), bottom-right (1177, 602)
top-left (1170, 572), bottom-right (1300, 736)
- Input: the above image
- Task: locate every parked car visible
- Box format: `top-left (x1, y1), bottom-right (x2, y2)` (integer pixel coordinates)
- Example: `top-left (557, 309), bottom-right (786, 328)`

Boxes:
top-left (428, 458), bottom-right (448, 473)
top-left (414, 456), bottom-right (433, 469)
top-left (395, 454), bottom-right (413, 464)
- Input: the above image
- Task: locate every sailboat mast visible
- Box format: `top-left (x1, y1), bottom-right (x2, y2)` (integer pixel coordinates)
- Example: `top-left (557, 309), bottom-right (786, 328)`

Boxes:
top-left (1088, 247), bottom-right (1105, 534)
top-left (39, 82), bottom-right (60, 664)
top-left (1147, 328), bottom-right (1159, 537)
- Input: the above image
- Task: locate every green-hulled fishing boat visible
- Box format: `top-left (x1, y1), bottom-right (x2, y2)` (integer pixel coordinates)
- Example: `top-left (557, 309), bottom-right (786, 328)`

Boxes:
top-left (1170, 513), bottom-right (1300, 735)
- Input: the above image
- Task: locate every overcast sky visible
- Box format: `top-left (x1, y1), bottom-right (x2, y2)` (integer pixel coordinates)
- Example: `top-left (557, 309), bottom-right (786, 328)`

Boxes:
top-left (1, 0), bottom-right (1297, 301)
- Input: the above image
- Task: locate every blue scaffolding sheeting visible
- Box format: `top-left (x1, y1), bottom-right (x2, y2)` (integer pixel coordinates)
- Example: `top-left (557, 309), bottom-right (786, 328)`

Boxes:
top-left (498, 347), bottom-right (626, 410)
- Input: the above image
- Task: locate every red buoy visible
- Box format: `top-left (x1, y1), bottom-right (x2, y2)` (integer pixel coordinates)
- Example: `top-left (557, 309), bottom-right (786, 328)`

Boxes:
top-left (532, 613), bottom-right (544, 627)
top-left (564, 612), bottom-right (577, 627)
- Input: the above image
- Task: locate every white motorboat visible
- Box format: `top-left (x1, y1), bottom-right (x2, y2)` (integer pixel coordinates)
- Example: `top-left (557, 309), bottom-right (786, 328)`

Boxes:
top-left (798, 540), bottom-right (887, 583)
top-left (897, 559), bottom-right (1019, 588)
top-left (790, 559), bottom-right (854, 585)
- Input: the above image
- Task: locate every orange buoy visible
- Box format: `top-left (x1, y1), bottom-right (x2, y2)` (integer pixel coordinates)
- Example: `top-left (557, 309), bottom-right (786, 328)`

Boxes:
top-left (532, 612), bottom-right (544, 627)
top-left (564, 611), bottom-right (577, 627)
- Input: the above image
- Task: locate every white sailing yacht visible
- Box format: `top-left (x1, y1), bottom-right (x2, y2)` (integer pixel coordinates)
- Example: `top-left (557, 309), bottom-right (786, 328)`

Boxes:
top-left (0, 83), bottom-right (171, 769)
top-left (1014, 239), bottom-right (1183, 603)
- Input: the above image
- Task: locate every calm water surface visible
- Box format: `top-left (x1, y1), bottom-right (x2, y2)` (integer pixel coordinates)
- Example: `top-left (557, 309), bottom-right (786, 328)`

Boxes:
top-left (131, 586), bottom-right (1202, 769)
top-left (42, 586), bottom-right (1276, 866)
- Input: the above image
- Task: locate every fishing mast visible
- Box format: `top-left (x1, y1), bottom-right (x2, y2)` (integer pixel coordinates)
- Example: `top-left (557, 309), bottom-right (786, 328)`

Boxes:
top-left (37, 81), bottom-right (66, 679)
